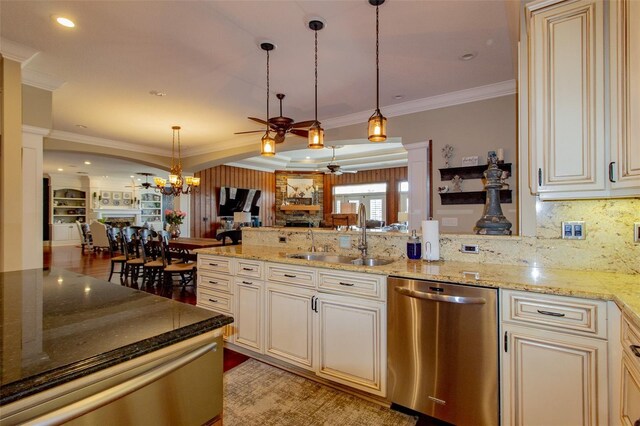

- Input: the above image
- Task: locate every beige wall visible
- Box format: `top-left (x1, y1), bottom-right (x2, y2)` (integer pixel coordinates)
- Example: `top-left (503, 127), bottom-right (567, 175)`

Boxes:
top-left (327, 95), bottom-right (518, 234)
top-left (22, 85), bottom-right (52, 129)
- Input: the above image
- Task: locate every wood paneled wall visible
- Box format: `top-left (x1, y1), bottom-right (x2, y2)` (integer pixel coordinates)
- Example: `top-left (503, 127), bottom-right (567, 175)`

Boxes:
top-left (191, 165), bottom-right (275, 238)
top-left (322, 166), bottom-right (408, 225)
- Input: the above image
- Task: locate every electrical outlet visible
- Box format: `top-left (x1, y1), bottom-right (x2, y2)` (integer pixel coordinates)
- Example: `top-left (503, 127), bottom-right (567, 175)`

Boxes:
top-left (461, 244), bottom-right (479, 254)
top-left (279, 236), bottom-right (287, 243)
top-left (634, 223), bottom-right (640, 243)
top-left (339, 235), bottom-right (351, 249)
top-left (561, 221), bottom-right (586, 240)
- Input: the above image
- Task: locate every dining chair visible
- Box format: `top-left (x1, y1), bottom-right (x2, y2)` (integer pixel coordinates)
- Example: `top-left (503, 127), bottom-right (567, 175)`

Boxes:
top-left (139, 228), bottom-right (164, 287)
top-left (106, 227), bottom-right (127, 282)
top-left (89, 221), bottom-right (111, 251)
top-left (122, 227), bottom-right (145, 285)
top-left (158, 230), bottom-right (196, 288)
top-left (76, 221), bottom-right (93, 254)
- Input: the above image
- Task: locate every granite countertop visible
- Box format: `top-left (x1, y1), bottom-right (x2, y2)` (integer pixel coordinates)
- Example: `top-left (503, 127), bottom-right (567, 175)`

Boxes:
top-left (0, 268), bottom-right (233, 405)
top-left (196, 244), bottom-right (640, 328)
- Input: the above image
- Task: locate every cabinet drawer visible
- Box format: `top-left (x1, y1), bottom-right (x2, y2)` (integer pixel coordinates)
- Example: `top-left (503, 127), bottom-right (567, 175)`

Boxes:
top-left (266, 263), bottom-right (316, 289)
top-left (318, 270), bottom-right (386, 300)
top-left (622, 314), bottom-right (640, 369)
top-left (198, 255), bottom-right (233, 275)
top-left (502, 290), bottom-right (607, 338)
top-left (198, 288), bottom-right (234, 313)
top-left (236, 259), bottom-right (264, 280)
top-left (198, 270), bottom-right (233, 294)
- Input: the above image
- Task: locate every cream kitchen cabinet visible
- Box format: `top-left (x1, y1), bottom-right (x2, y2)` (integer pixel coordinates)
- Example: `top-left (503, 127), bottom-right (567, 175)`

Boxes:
top-left (52, 223), bottom-right (80, 243)
top-left (609, 0), bottom-right (640, 192)
top-left (233, 259), bottom-right (265, 353)
top-left (265, 281), bottom-right (315, 370)
top-left (501, 290), bottom-right (609, 425)
top-left (197, 255), bottom-right (235, 342)
top-left (315, 292), bottom-right (386, 396)
top-left (620, 314), bottom-right (640, 425)
top-left (526, 0), bottom-right (640, 199)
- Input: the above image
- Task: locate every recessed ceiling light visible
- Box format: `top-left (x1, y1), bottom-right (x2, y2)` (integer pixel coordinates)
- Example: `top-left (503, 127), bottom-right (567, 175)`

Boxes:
top-left (394, 95), bottom-right (404, 100)
top-left (149, 90), bottom-right (167, 97)
top-left (57, 168), bottom-right (64, 171)
top-left (130, 175), bottom-right (135, 178)
top-left (305, 156), bottom-right (311, 159)
top-left (76, 124), bottom-right (87, 129)
top-left (84, 161), bottom-right (91, 165)
top-left (459, 52), bottom-right (477, 61)
top-left (55, 16), bottom-right (75, 28)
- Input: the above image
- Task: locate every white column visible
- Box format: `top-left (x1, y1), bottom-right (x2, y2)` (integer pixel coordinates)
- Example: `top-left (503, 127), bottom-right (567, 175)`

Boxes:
top-left (22, 126), bottom-right (47, 269)
top-left (404, 141), bottom-right (431, 231)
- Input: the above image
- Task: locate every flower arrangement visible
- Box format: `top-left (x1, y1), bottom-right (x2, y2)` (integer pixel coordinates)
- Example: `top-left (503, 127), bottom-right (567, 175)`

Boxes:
top-left (165, 209), bottom-right (186, 225)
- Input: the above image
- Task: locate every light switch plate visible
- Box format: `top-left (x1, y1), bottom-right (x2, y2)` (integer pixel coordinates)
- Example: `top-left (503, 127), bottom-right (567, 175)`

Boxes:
top-left (561, 221), bottom-right (586, 240)
top-left (339, 235), bottom-right (351, 248)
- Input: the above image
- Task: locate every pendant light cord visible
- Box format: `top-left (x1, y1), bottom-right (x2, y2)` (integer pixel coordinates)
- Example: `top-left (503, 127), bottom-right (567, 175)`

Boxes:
top-left (375, 3), bottom-right (380, 111)
top-left (314, 30), bottom-right (318, 122)
top-left (266, 49), bottom-right (270, 133)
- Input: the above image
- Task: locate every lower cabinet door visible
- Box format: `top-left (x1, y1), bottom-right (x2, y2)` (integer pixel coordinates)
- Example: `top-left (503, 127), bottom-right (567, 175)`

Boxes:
top-left (234, 280), bottom-right (264, 353)
top-left (621, 353), bottom-right (640, 426)
top-left (502, 324), bottom-right (608, 426)
top-left (316, 293), bottom-right (386, 396)
top-left (264, 282), bottom-right (315, 370)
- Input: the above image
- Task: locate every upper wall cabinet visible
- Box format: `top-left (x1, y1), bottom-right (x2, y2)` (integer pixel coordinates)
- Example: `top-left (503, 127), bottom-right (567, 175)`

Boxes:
top-left (609, 0), bottom-right (640, 191)
top-left (526, 0), bottom-right (639, 199)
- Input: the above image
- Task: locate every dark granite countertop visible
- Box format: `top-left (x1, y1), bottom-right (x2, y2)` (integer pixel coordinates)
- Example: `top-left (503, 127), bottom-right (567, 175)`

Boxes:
top-left (0, 268), bottom-right (233, 405)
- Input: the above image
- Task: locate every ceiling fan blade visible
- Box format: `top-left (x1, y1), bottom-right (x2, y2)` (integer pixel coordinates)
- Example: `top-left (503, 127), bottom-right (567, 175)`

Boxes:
top-left (291, 120), bottom-right (316, 128)
top-left (343, 170), bottom-right (358, 174)
top-left (248, 117), bottom-right (268, 125)
top-left (289, 129), bottom-right (309, 138)
top-left (235, 130), bottom-right (264, 135)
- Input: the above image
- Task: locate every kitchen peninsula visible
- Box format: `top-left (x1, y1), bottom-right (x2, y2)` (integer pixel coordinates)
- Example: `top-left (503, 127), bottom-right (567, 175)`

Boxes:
top-left (0, 268), bottom-right (233, 425)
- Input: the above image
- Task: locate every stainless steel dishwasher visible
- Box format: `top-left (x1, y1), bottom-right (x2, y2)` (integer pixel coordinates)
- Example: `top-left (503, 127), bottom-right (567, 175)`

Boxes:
top-left (387, 276), bottom-right (499, 425)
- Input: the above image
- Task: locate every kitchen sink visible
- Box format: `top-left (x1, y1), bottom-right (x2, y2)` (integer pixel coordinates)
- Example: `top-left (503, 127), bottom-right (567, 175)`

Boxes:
top-left (350, 257), bottom-right (395, 266)
top-left (286, 252), bottom-right (359, 264)
top-left (286, 252), bottom-right (395, 267)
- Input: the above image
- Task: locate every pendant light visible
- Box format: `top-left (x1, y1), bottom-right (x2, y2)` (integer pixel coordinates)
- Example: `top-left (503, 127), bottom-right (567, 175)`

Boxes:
top-left (368, 0), bottom-right (387, 142)
top-left (260, 42), bottom-right (276, 156)
top-left (308, 19), bottom-right (324, 149)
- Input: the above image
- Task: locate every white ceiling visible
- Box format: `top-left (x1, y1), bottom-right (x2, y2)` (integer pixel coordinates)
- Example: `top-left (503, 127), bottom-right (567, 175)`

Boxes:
top-left (1, 0), bottom-right (516, 177)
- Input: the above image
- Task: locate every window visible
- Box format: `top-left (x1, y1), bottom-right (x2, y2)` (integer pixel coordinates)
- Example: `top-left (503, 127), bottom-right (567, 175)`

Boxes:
top-left (333, 183), bottom-right (387, 220)
top-left (398, 181), bottom-right (409, 214)
top-left (370, 199), bottom-right (383, 221)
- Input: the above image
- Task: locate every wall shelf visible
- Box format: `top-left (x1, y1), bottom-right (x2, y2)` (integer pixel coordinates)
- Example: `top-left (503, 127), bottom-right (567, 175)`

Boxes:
top-left (439, 163), bottom-right (512, 180)
top-left (280, 205), bottom-right (321, 213)
top-left (439, 190), bottom-right (512, 205)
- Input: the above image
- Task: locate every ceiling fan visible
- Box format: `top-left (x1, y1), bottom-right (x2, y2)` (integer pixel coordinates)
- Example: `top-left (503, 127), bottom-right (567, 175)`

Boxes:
top-left (235, 93), bottom-right (315, 143)
top-left (126, 172), bottom-right (154, 189)
top-left (325, 146), bottom-right (358, 175)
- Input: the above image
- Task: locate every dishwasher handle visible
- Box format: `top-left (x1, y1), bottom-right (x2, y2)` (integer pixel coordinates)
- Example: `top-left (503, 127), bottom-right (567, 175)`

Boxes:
top-left (394, 286), bottom-right (486, 305)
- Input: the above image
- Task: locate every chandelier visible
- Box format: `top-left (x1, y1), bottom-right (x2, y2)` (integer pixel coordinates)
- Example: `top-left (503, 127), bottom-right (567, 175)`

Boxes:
top-left (260, 42), bottom-right (277, 156)
top-left (153, 125), bottom-right (200, 196)
top-left (307, 19), bottom-right (324, 149)
top-left (368, 0), bottom-right (387, 142)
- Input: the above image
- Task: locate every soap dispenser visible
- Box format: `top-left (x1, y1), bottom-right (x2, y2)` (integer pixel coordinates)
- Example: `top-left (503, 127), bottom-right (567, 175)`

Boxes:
top-left (407, 229), bottom-right (422, 260)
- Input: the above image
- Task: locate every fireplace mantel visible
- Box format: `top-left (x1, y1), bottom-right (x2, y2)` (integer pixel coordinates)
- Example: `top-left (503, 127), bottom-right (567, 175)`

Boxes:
top-left (91, 208), bottom-right (142, 224)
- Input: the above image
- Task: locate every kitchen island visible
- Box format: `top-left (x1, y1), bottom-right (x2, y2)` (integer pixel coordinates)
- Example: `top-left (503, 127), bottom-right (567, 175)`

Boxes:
top-left (0, 268), bottom-right (233, 425)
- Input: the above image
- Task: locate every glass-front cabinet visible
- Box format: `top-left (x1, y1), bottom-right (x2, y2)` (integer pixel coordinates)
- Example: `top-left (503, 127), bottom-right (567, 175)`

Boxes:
top-left (140, 192), bottom-right (163, 230)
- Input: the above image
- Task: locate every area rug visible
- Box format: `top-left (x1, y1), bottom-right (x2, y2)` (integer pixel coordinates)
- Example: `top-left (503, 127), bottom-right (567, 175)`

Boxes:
top-left (223, 359), bottom-right (417, 426)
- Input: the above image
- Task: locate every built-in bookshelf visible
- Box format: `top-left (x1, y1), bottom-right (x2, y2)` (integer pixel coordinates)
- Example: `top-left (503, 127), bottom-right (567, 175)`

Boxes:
top-left (52, 188), bottom-right (87, 224)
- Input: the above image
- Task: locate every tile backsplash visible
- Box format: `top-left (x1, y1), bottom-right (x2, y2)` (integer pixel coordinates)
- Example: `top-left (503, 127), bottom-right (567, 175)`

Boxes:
top-left (244, 198), bottom-right (639, 274)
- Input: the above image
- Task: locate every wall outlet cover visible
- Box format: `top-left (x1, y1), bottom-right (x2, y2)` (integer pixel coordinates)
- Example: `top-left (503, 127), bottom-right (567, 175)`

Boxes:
top-left (339, 235), bottom-right (351, 248)
top-left (279, 236), bottom-right (287, 243)
top-left (561, 221), bottom-right (586, 240)
top-left (634, 223), bottom-right (640, 243)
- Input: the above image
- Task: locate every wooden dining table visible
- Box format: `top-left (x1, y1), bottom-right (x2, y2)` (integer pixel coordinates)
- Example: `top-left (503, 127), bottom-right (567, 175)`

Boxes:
top-left (168, 237), bottom-right (224, 251)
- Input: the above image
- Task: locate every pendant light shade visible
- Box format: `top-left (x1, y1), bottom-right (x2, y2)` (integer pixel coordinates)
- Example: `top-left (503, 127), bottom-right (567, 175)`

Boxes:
top-left (368, 0), bottom-right (387, 143)
top-left (308, 19), bottom-right (325, 149)
top-left (260, 42), bottom-right (276, 156)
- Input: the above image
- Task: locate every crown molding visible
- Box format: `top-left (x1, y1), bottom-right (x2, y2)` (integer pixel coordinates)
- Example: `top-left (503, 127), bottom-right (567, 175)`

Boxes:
top-left (324, 79), bottom-right (516, 129)
top-left (22, 68), bottom-right (66, 91)
top-left (0, 38), bottom-right (39, 64)
top-left (48, 130), bottom-right (170, 156)
top-left (23, 125), bottom-right (51, 136)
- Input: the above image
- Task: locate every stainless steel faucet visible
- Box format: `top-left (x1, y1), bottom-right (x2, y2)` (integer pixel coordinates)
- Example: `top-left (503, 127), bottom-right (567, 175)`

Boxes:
top-left (357, 203), bottom-right (368, 258)
top-left (307, 228), bottom-right (316, 252)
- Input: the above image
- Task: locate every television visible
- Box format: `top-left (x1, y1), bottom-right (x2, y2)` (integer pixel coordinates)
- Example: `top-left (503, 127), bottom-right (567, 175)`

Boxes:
top-left (218, 187), bottom-right (261, 217)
